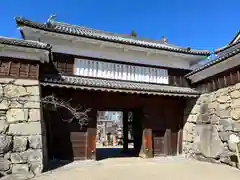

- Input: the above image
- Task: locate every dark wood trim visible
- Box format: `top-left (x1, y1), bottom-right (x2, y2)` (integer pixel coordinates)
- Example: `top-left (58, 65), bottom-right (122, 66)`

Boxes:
top-left (0, 57), bottom-right (40, 80)
top-left (194, 64), bottom-right (240, 92)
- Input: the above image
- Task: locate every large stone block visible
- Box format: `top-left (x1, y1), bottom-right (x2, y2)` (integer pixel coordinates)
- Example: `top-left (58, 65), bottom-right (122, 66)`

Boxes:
top-left (218, 131), bottom-right (231, 141)
top-left (197, 113), bottom-right (210, 124)
top-left (6, 109), bottom-right (28, 123)
top-left (8, 122), bottom-right (42, 135)
top-left (24, 95), bottom-right (40, 109)
top-left (30, 162), bottom-right (43, 175)
top-left (215, 105), bottom-right (231, 118)
top-left (12, 164), bottom-right (29, 173)
top-left (186, 114), bottom-right (198, 123)
top-left (209, 114), bottom-right (220, 124)
top-left (0, 100), bottom-right (8, 110)
top-left (194, 124), bottom-right (224, 158)
top-left (28, 109), bottom-right (41, 122)
top-left (13, 136), bottom-right (28, 152)
top-left (26, 86), bottom-right (40, 96)
top-left (21, 149), bottom-right (43, 163)
top-left (4, 84), bottom-right (27, 99)
top-left (0, 135), bottom-right (12, 154)
top-left (0, 158), bottom-right (11, 171)
top-left (231, 98), bottom-right (240, 109)
top-left (216, 87), bottom-right (229, 97)
top-left (208, 102), bottom-right (218, 109)
top-left (230, 90), bottom-right (240, 99)
top-left (233, 122), bottom-right (240, 132)
top-left (231, 108), bottom-right (240, 121)
top-left (219, 118), bottom-right (233, 131)
top-left (14, 79), bottom-right (39, 86)
top-left (190, 105), bottom-right (201, 115)
top-left (217, 95), bottom-right (231, 103)
top-left (28, 135), bottom-right (42, 149)
top-left (10, 152), bottom-right (26, 164)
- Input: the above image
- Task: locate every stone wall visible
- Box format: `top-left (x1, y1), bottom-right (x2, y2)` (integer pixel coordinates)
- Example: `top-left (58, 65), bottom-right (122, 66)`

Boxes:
top-left (183, 83), bottom-right (240, 168)
top-left (0, 78), bottom-right (44, 178)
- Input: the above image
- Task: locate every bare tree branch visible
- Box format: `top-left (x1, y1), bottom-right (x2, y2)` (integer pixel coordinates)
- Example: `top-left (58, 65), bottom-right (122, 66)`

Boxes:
top-left (41, 95), bottom-right (91, 127)
top-left (0, 80), bottom-right (91, 128)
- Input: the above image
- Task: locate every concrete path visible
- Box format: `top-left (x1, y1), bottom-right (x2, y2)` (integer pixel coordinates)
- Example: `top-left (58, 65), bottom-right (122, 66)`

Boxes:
top-left (33, 157), bottom-right (240, 180)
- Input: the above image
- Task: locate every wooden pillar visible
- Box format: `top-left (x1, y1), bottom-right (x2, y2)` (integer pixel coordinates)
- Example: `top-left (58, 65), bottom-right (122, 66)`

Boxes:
top-left (142, 128), bottom-right (153, 158)
top-left (87, 109), bottom-right (97, 159)
top-left (139, 110), bottom-right (153, 158)
top-left (123, 110), bottom-right (128, 152)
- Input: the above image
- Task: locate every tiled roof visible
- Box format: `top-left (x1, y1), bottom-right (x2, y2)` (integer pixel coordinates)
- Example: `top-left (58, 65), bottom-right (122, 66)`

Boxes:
top-left (214, 40), bottom-right (240, 54)
top-left (41, 75), bottom-right (200, 97)
top-left (0, 36), bottom-right (51, 50)
top-left (15, 17), bottom-right (210, 56)
top-left (185, 46), bottom-right (240, 77)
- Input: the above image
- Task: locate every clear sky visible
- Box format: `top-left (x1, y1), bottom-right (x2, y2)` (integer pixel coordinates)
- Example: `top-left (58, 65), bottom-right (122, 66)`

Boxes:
top-left (1, 0), bottom-right (239, 51)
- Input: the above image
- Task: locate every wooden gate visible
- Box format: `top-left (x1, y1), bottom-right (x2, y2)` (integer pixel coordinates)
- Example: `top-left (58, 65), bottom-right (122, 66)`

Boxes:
top-left (152, 130), bottom-right (166, 156)
top-left (44, 109), bottom-right (88, 161)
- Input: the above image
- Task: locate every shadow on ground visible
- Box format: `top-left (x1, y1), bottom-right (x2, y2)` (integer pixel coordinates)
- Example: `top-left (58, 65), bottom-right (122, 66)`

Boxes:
top-left (96, 148), bottom-right (136, 160)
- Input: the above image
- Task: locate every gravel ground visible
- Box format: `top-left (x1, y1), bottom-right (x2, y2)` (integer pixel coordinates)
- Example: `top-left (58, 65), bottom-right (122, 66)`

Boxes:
top-left (32, 157), bottom-right (240, 180)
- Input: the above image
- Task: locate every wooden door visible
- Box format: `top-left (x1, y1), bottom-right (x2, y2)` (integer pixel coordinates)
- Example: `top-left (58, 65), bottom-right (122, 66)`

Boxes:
top-left (152, 130), bottom-right (165, 156)
top-left (70, 132), bottom-right (87, 160)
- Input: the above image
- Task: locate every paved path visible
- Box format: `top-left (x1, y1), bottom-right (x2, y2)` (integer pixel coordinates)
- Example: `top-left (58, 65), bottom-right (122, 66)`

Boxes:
top-left (33, 157), bottom-right (240, 180)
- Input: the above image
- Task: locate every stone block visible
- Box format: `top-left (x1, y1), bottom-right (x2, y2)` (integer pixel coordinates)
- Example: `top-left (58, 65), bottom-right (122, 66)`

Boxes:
top-left (217, 95), bottom-right (231, 103)
top-left (209, 114), bottom-right (220, 124)
top-left (233, 122), bottom-right (240, 132)
top-left (4, 84), bottom-right (27, 99)
top-left (28, 109), bottom-right (41, 122)
top-left (197, 113), bottom-right (210, 124)
top-left (21, 149), bottom-right (43, 163)
top-left (208, 102), bottom-right (218, 109)
top-left (10, 153), bottom-right (26, 164)
top-left (26, 86), bottom-right (40, 96)
top-left (230, 90), bottom-right (240, 99)
top-left (4, 152), bottom-right (11, 160)
top-left (216, 87), bottom-right (229, 97)
top-left (231, 98), bottom-right (240, 109)
top-left (8, 122), bottom-right (42, 135)
top-left (12, 164), bottom-right (29, 173)
top-left (194, 124), bottom-right (224, 158)
top-left (186, 114), bottom-right (198, 123)
top-left (218, 131), bottom-right (231, 141)
top-left (14, 79), bottom-right (39, 86)
top-left (30, 162), bottom-right (43, 175)
top-left (6, 109), bottom-right (28, 123)
top-left (191, 105), bottom-right (201, 115)
top-left (0, 120), bottom-right (8, 134)
top-left (227, 140), bottom-right (240, 152)
top-left (0, 100), bottom-right (8, 110)
top-left (28, 135), bottom-right (42, 149)
top-left (0, 158), bottom-right (11, 171)
top-left (216, 106), bottom-right (231, 118)
top-left (0, 135), bottom-right (12, 154)
top-left (231, 108), bottom-right (240, 120)
top-left (13, 136), bottom-right (28, 152)
top-left (219, 118), bottom-right (233, 131)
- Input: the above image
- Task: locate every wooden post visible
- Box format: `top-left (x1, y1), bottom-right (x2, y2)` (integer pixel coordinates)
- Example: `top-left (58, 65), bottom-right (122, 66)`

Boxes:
top-left (87, 109), bottom-right (97, 160)
top-left (143, 128), bottom-right (153, 158)
top-left (123, 110), bottom-right (128, 152)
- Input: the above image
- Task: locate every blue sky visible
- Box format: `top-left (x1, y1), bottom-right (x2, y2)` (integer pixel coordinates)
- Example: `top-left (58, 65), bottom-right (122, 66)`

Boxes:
top-left (1, 0), bottom-right (239, 51)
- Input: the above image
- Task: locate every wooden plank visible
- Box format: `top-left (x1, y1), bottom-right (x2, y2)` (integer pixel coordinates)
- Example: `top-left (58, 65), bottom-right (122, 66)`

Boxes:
top-left (87, 128), bottom-right (96, 159)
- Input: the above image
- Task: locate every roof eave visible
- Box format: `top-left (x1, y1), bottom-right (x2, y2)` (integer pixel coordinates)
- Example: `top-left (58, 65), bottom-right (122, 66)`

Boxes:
top-left (15, 17), bottom-right (210, 56)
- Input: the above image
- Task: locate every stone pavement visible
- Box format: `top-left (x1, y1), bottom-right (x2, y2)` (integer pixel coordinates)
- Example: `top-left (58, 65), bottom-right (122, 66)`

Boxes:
top-left (31, 157), bottom-right (240, 180)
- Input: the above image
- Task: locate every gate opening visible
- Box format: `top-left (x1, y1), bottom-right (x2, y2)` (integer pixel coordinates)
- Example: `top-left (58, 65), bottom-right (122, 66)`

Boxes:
top-left (96, 110), bottom-right (140, 160)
